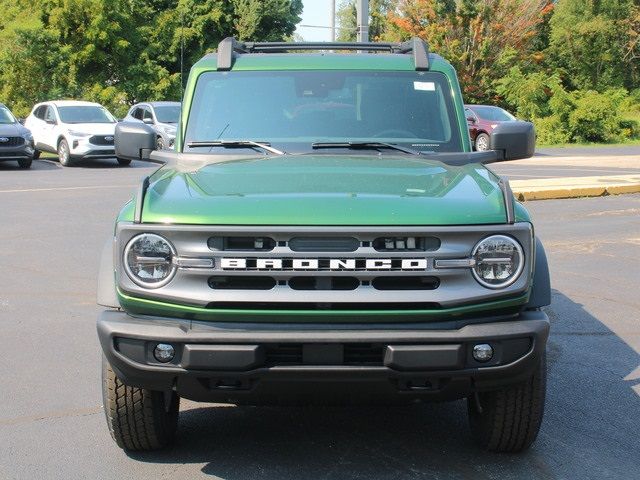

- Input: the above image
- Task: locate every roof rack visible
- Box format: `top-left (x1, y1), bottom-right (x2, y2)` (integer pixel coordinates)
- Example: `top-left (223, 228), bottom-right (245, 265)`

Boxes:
top-left (215, 37), bottom-right (430, 72)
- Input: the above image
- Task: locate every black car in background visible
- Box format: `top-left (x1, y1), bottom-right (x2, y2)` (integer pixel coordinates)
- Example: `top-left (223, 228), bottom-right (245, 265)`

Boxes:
top-left (0, 103), bottom-right (35, 169)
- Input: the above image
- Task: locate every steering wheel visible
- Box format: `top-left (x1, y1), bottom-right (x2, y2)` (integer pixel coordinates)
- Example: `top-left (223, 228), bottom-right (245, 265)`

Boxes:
top-left (372, 129), bottom-right (415, 138)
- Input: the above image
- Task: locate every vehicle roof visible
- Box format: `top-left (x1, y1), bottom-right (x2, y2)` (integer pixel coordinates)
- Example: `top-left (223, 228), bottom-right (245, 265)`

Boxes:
top-left (465, 104), bottom-right (504, 109)
top-left (147, 101), bottom-right (181, 107)
top-left (39, 100), bottom-right (103, 107)
top-left (193, 52), bottom-right (450, 73)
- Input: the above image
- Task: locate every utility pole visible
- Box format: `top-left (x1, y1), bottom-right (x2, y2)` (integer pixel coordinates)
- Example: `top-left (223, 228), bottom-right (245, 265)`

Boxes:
top-left (330, 0), bottom-right (336, 42)
top-left (356, 0), bottom-right (369, 42)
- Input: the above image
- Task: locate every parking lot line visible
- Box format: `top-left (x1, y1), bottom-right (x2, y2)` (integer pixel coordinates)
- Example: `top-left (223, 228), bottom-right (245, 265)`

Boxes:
top-left (0, 185), bottom-right (136, 194)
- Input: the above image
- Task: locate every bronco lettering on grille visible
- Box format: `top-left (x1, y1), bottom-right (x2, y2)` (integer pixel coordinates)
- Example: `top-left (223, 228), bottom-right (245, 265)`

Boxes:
top-left (220, 258), bottom-right (428, 271)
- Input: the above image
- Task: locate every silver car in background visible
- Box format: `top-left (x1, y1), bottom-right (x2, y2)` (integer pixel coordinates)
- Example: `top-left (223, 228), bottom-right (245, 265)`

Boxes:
top-left (123, 101), bottom-right (180, 150)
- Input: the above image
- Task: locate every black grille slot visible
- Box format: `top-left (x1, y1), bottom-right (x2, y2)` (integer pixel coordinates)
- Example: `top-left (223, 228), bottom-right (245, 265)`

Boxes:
top-left (0, 136), bottom-right (24, 147)
top-left (264, 343), bottom-right (384, 366)
top-left (372, 276), bottom-right (439, 290)
top-left (208, 276), bottom-right (276, 290)
top-left (289, 276), bottom-right (359, 290)
top-left (344, 343), bottom-right (385, 365)
top-left (207, 301), bottom-right (441, 310)
top-left (289, 236), bottom-right (359, 252)
top-left (265, 344), bottom-right (303, 365)
top-left (89, 135), bottom-right (114, 145)
top-left (208, 236), bottom-right (275, 251)
top-left (373, 236), bottom-right (440, 251)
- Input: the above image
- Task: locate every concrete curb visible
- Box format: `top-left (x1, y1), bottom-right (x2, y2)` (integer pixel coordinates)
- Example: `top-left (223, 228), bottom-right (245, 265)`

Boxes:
top-left (510, 175), bottom-right (640, 201)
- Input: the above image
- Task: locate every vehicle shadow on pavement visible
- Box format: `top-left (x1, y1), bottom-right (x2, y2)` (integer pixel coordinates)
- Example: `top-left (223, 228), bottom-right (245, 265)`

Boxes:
top-left (127, 290), bottom-right (640, 480)
top-left (0, 159), bottom-right (59, 171)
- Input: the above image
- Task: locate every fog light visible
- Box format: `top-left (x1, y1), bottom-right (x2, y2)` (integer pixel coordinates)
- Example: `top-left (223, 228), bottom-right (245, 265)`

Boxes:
top-left (472, 344), bottom-right (493, 362)
top-left (154, 343), bottom-right (175, 363)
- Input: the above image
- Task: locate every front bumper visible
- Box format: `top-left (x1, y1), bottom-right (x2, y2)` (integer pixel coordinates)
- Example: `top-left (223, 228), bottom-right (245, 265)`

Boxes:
top-left (98, 309), bottom-right (549, 404)
top-left (0, 144), bottom-right (34, 161)
top-left (69, 139), bottom-right (115, 159)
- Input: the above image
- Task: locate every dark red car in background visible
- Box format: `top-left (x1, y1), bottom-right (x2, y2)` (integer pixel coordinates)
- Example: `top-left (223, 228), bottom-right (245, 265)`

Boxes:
top-left (465, 105), bottom-right (517, 151)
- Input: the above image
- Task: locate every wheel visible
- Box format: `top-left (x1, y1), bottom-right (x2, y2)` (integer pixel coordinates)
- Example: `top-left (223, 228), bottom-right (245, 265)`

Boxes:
top-left (475, 133), bottom-right (490, 151)
top-left (57, 139), bottom-right (74, 166)
top-left (467, 352), bottom-right (546, 452)
top-left (117, 157), bottom-right (131, 166)
top-left (102, 357), bottom-right (179, 451)
top-left (156, 136), bottom-right (165, 150)
top-left (18, 158), bottom-right (32, 169)
top-left (33, 150), bottom-right (41, 160)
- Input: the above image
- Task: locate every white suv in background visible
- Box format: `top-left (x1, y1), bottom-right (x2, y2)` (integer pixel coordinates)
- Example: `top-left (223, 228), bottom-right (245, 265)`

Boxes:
top-left (25, 100), bottom-right (125, 166)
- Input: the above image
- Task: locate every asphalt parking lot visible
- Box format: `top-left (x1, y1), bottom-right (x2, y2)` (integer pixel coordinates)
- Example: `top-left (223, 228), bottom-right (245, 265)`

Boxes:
top-left (1, 157), bottom-right (639, 479)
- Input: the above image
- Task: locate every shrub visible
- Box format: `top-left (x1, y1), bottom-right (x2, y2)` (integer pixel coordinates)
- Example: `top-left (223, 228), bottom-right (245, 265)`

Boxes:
top-left (567, 89), bottom-right (626, 142)
top-left (534, 115), bottom-right (572, 145)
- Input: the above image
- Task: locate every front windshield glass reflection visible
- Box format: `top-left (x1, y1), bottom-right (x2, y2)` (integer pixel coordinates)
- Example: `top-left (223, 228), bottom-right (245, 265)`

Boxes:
top-left (184, 70), bottom-right (463, 153)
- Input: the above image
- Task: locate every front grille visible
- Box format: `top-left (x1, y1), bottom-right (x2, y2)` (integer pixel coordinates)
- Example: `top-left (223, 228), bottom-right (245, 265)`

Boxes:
top-left (264, 343), bottom-right (385, 366)
top-left (89, 135), bottom-right (114, 145)
top-left (0, 137), bottom-right (24, 147)
top-left (117, 223), bottom-right (534, 310)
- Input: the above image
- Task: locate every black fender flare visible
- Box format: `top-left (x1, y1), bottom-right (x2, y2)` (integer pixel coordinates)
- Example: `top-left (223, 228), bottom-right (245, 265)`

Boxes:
top-left (97, 237), bottom-right (120, 308)
top-left (526, 237), bottom-right (551, 308)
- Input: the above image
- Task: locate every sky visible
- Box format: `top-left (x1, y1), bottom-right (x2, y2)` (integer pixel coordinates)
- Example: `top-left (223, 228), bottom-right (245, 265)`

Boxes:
top-left (295, 0), bottom-right (335, 41)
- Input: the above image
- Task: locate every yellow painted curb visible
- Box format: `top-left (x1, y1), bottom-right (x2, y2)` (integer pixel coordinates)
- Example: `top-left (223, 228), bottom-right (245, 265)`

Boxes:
top-left (510, 174), bottom-right (640, 201)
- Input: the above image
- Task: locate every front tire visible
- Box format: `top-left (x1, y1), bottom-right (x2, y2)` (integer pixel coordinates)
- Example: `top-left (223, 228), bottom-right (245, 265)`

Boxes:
top-left (102, 358), bottom-right (179, 451)
top-left (467, 352), bottom-right (546, 452)
top-left (475, 133), bottom-right (490, 151)
top-left (57, 139), bottom-right (73, 166)
top-left (156, 136), bottom-right (165, 150)
top-left (18, 158), bottom-right (32, 169)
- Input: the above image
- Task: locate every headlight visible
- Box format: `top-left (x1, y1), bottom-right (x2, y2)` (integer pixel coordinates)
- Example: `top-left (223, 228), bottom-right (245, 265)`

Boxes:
top-left (124, 233), bottom-right (176, 288)
top-left (471, 235), bottom-right (524, 289)
top-left (21, 132), bottom-right (33, 140)
top-left (67, 130), bottom-right (91, 137)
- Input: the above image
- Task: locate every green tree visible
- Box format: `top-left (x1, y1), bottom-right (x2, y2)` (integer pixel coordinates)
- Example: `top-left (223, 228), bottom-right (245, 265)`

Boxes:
top-left (547, 0), bottom-right (636, 91)
top-left (0, 0), bottom-right (302, 117)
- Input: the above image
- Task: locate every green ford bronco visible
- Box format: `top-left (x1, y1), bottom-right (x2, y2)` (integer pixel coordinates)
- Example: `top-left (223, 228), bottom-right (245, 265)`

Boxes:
top-left (100, 38), bottom-right (550, 452)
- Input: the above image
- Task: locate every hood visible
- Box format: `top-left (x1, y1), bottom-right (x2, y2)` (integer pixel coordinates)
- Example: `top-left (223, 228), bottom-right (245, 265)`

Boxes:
top-left (141, 154), bottom-right (508, 225)
top-left (63, 122), bottom-right (115, 135)
top-left (0, 123), bottom-right (27, 136)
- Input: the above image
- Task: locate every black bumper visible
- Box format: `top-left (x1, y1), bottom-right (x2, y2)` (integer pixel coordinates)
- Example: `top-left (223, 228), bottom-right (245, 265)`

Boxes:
top-left (97, 309), bottom-right (549, 404)
top-left (0, 146), bottom-right (34, 161)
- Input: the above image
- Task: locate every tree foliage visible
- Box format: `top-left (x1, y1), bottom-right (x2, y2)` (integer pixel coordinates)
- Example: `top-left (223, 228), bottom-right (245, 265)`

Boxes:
top-left (0, 0), bottom-right (302, 117)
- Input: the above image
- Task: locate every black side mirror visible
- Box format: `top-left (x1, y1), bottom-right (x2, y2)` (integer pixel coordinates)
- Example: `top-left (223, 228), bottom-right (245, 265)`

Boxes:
top-left (45, 118), bottom-right (57, 125)
top-left (18, 118), bottom-right (25, 125)
top-left (491, 121), bottom-right (535, 161)
top-left (115, 121), bottom-right (156, 161)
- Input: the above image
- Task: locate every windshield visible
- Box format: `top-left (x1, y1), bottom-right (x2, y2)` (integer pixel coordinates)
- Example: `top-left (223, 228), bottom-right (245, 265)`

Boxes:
top-left (184, 70), bottom-right (463, 153)
top-left (0, 107), bottom-right (16, 124)
top-left (57, 106), bottom-right (116, 124)
top-left (471, 106), bottom-right (516, 122)
top-left (154, 105), bottom-right (180, 124)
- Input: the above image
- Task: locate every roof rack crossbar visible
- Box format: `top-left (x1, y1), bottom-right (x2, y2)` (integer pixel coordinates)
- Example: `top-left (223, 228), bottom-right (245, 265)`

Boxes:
top-left (245, 41), bottom-right (397, 53)
top-left (216, 37), bottom-right (430, 71)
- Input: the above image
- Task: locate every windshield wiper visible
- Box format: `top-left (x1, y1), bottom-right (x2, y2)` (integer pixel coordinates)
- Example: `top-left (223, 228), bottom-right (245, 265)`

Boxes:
top-left (187, 140), bottom-right (285, 155)
top-left (311, 142), bottom-right (422, 156)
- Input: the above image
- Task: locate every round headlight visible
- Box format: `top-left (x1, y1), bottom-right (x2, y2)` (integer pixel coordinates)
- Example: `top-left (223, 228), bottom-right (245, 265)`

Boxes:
top-left (124, 233), bottom-right (176, 288)
top-left (471, 235), bottom-right (524, 289)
